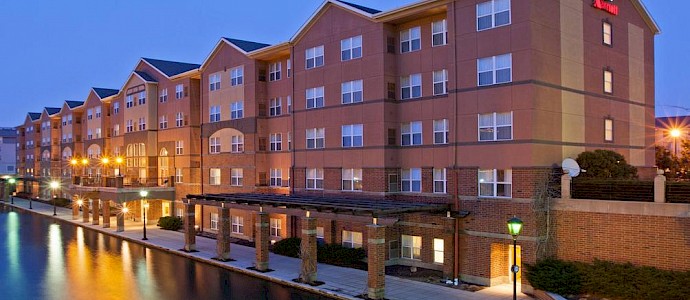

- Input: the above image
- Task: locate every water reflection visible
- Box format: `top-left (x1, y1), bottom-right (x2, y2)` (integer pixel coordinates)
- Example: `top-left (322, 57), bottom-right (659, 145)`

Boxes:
top-left (46, 223), bottom-right (67, 300)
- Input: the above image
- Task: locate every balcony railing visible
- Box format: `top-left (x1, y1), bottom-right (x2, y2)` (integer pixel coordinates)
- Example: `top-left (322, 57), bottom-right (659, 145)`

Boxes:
top-left (73, 176), bottom-right (175, 188)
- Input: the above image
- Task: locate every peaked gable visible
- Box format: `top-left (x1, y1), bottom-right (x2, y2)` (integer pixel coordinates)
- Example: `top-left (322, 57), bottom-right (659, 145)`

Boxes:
top-left (141, 58), bottom-right (200, 77)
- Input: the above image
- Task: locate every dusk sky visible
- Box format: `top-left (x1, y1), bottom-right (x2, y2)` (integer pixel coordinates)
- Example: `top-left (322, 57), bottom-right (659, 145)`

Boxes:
top-left (0, 0), bottom-right (685, 127)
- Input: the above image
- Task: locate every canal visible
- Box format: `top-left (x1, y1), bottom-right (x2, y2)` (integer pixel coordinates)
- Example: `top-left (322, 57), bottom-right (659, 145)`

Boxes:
top-left (0, 206), bottom-right (332, 300)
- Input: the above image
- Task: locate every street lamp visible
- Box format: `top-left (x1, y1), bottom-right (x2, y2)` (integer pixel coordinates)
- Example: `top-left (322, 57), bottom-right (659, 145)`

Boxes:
top-left (50, 180), bottom-right (60, 216)
top-left (8, 178), bottom-right (16, 204)
top-left (670, 128), bottom-right (682, 157)
top-left (507, 216), bottom-right (524, 300)
top-left (115, 157), bottom-right (124, 176)
top-left (140, 190), bottom-right (149, 240)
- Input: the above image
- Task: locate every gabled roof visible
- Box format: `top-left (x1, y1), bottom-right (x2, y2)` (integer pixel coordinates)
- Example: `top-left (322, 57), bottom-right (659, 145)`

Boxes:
top-left (28, 112), bottom-right (41, 121)
top-left (44, 107), bottom-right (61, 116)
top-left (92, 88), bottom-right (119, 99)
top-left (336, 0), bottom-right (381, 14)
top-left (141, 58), bottom-right (200, 78)
top-left (291, 0), bottom-right (377, 43)
top-left (134, 71), bottom-right (157, 83)
top-left (65, 101), bottom-right (84, 109)
top-left (223, 38), bottom-right (271, 52)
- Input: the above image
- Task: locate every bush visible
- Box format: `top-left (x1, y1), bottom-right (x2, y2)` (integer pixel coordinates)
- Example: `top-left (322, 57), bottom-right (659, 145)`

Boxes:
top-left (576, 149), bottom-right (637, 179)
top-left (271, 237), bottom-right (301, 258)
top-left (14, 192), bottom-right (31, 199)
top-left (271, 238), bottom-right (366, 267)
top-left (525, 259), bottom-right (582, 296)
top-left (157, 216), bottom-right (182, 231)
top-left (53, 197), bottom-right (71, 207)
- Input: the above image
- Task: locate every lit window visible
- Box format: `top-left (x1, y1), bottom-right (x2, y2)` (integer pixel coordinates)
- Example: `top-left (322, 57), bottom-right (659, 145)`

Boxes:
top-left (231, 168), bottom-right (243, 186)
top-left (341, 35), bottom-right (362, 61)
top-left (270, 218), bottom-right (282, 236)
top-left (306, 87), bottom-right (325, 109)
top-left (401, 74), bottom-right (422, 99)
top-left (231, 101), bottom-right (243, 119)
top-left (605, 118), bottom-right (614, 142)
top-left (306, 168), bottom-right (324, 190)
top-left (433, 70), bottom-right (448, 95)
top-left (478, 54), bottom-right (512, 86)
top-left (604, 69), bottom-right (613, 94)
top-left (432, 19), bottom-right (447, 46)
top-left (231, 67), bottom-right (243, 86)
top-left (401, 168), bottom-right (422, 192)
top-left (342, 230), bottom-right (363, 248)
top-left (477, 0), bottom-right (511, 31)
top-left (401, 122), bottom-right (422, 146)
top-left (342, 124), bottom-right (363, 148)
top-left (400, 27), bottom-right (421, 53)
top-left (305, 45), bottom-right (324, 69)
top-left (402, 235), bottom-right (422, 260)
top-left (341, 80), bottom-right (363, 104)
top-left (306, 128), bottom-right (325, 149)
top-left (342, 169), bottom-right (362, 191)
top-left (210, 213), bottom-right (219, 230)
top-left (433, 238), bottom-right (444, 264)
top-left (603, 22), bottom-right (612, 46)
top-left (479, 169), bottom-right (512, 197)
top-left (478, 112), bottom-right (512, 141)
top-left (209, 168), bottom-right (221, 185)
top-left (433, 168), bottom-right (446, 193)
top-left (433, 119), bottom-right (449, 144)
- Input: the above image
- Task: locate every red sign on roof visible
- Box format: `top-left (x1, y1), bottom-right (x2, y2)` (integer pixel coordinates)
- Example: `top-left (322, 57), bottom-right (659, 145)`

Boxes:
top-left (593, 0), bottom-right (619, 16)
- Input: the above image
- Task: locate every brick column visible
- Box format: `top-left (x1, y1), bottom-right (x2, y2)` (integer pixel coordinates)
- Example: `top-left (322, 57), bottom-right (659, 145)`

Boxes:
top-left (102, 200), bottom-right (111, 228)
top-left (183, 202), bottom-right (196, 252)
top-left (82, 199), bottom-right (90, 223)
top-left (443, 216), bottom-right (457, 281)
top-left (561, 174), bottom-right (571, 199)
top-left (215, 205), bottom-right (231, 261)
top-left (367, 224), bottom-right (386, 300)
top-left (299, 217), bottom-right (317, 284)
top-left (72, 201), bottom-right (79, 220)
top-left (116, 210), bottom-right (125, 232)
top-left (92, 199), bottom-right (100, 225)
top-left (255, 211), bottom-right (270, 271)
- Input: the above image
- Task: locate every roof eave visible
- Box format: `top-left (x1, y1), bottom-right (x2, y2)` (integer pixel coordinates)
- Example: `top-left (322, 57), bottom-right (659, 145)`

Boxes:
top-left (290, 0), bottom-right (374, 44)
top-left (169, 69), bottom-right (201, 80)
top-left (373, 0), bottom-right (448, 22)
top-left (633, 0), bottom-right (661, 35)
top-left (247, 42), bottom-right (291, 60)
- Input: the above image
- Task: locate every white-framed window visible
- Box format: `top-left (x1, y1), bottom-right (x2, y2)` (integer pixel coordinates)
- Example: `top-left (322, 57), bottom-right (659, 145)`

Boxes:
top-left (433, 168), bottom-right (447, 194)
top-left (175, 84), bottom-right (184, 99)
top-left (287, 59), bottom-right (291, 77)
top-left (175, 140), bottom-right (184, 155)
top-left (604, 69), bottom-right (613, 94)
top-left (270, 168), bottom-right (282, 187)
top-left (477, 0), bottom-right (511, 31)
top-left (270, 218), bottom-right (281, 237)
top-left (87, 129), bottom-right (93, 140)
top-left (605, 118), bottom-right (614, 142)
top-left (306, 87), bottom-right (325, 109)
top-left (401, 168), bottom-right (422, 193)
top-left (305, 45), bottom-right (324, 69)
top-left (342, 169), bottom-right (362, 191)
top-left (175, 168), bottom-right (183, 183)
top-left (209, 137), bottom-right (221, 154)
top-left (401, 27), bottom-right (421, 53)
top-left (138, 91), bottom-right (146, 105)
top-left (210, 168), bottom-right (221, 185)
top-left (306, 168), bottom-right (324, 190)
top-left (341, 35), bottom-right (362, 61)
top-left (210, 73), bottom-right (221, 91)
top-left (231, 135), bottom-right (244, 153)
top-left (401, 121), bottom-right (422, 146)
top-left (113, 124), bottom-right (120, 136)
top-left (401, 74), bottom-right (422, 99)
top-left (269, 98), bottom-right (282, 116)
top-left (269, 62), bottom-right (281, 81)
top-left (306, 128), bottom-right (325, 149)
top-left (176, 112), bottom-right (184, 127)
top-left (342, 124), bottom-right (363, 148)
top-left (287, 96), bottom-right (292, 114)
top-left (341, 80), bottom-right (363, 104)
top-left (433, 119), bottom-right (449, 144)
top-left (113, 103), bottom-right (119, 114)
top-left (231, 168), bottom-right (243, 186)
top-left (603, 21), bottom-right (612, 46)
top-left (402, 235), bottom-right (422, 260)
top-left (342, 230), bottom-right (363, 248)
top-left (210, 106), bottom-right (221, 122)
top-left (159, 115), bottom-right (168, 129)
top-left (95, 106), bottom-right (101, 118)
top-left (231, 67), bottom-right (243, 86)
top-left (87, 108), bottom-right (93, 120)
top-left (231, 101), bottom-right (243, 119)
top-left (95, 128), bottom-right (101, 139)
top-left (138, 117), bottom-right (146, 131)
top-left (433, 70), bottom-right (448, 95)
top-left (433, 238), bottom-right (444, 264)
top-left (232, 216), bottom-right (244, 234)
top-left (478, 112), bottom-right (512, 141)
top-left (288, 131), bottom-right (292, 150)
top-left (432, 19), bottom-right (448, 46)
top-left (67, 114), bottom-right (73, 124)
top-left (478, 54), bottom-right (512, 86)
top-left (159, 88), bottom-right (168, 102)
top-left (210, 213), bottom-right (219, 230)
top-left (270, 133), bottom-right (282, 151)
top-left (62, 116), bottom-right (67, 126)
top-left (479, 169), bottom-right (512, 197)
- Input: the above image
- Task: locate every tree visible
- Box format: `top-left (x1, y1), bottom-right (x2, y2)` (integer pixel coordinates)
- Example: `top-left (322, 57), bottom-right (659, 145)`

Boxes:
top-left (656, 146), bottom-right (680, 179)
top-left (576, 149), bottom-right (637, 179)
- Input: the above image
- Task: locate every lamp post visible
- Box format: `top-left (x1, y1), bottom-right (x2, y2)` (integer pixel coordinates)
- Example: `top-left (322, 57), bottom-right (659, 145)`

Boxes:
top-left (670, 128), bottom-right (682, 157)
top-left (70, 158), bottom-right (79, 182)
top-left (140, 190), bottom-right (149, 240)
top-left (50, 180), bottom-right (60, 216)
top-left (115, 157), bottom-right (124, 177)
top-left (507, 216), bottom-right (524, 300)
top-left (8, 178), bottom-right (16, 204)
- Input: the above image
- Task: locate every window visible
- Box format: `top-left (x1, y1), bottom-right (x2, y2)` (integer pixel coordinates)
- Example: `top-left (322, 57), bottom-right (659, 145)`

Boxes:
top-left (305, 45), bottom-right (324, 69)
top-left (401, 74), bottom-right (422, 99)
top-left (210, 106), bottom-right (221, 122)
top-left (231, 135), bottom-right (244, 153)
top-left (269, 98), bottom-right (282, 116)
top-left (270, 133), bottom-right (282, 151)
top-left (95, 106), bottom-right (101, 118)
top-left (342, 169), bottom-right (362, 191)
top-left (434, 168), bottom-right (446, 193)
top-left (138, 91), bottom-right (146, 105)
top-left (210, 213), bottom-right (219, 230)
top-left (270, 218), bottom-right (281, 237)
top-left (288, 132), bottom-right (292, 150)
top-left (605, 118), bottom-right (614, 142)
top-left (269, 62), bottom-right (281, 81)
top-left (433, 238), bottom-right (444, 264)
top-left (113, 124), bottom-right (120, 136)
top-left (603, 21), bottom-right (612, 46)
top-left (306, 168), bottom-right (324, 190)
top-left (401, 122), bottom-right (422, 146)
top-left (176, 112), bottom-right (184, 127)
top-left (138, 117), bottom-right (146, 131)
top-left (433, 70), bottom-right (448, 95)
top-left (175, 84), bottom-right (184, 99)
top-left (68, 114), bottom-right (73, 124)
top-left (270, 169), bottom-right (282, 187)
top-left (175, 169), bottom-right (183, 183)
top-left (95, 128), bottom-right (101, 139)
top-left (159, 88), bottom-right (168, 102)
top-left (231, 101), bottom-right (243, 119)
top-left (342, 230), bottom-right (363, 248)
top-left (478, 54), bottom-right (512, 86)
top-left (604, 69), bottom-right (613, 94)
top-left (316, 227), bottom-right (324, 241)
top-left (232, 216), bottom-right (244, 234)
top-left (306, 128), bottom-right (325, 149)
top-left (479, 112), bottom-right (512, 141)
top-left (341, 35), bottom-right (362, 61)
top-left (401, 235), bottom-right (422, 260)
top-left (231, 168), bottom-right (243, 186)
top-left (87, 109), bottom-right (93, 120)
top-left (209, 168), bottom-right (221, 185)
top-left (433, 119), bottom-right (449, 144)
top-left (209, 137), bottom-right (221, 154)
top-left (287, 96), bottom-right (292, 114)
top-left (477, 0), bottom-right (511, 31)
top-left (113, 103), bottom-right (119, 114)
top-left (342, 124), bottom-right (363, 148)
top-left (401, 168), bottom-right (422, 192)
top-left (432, 19), bottom-right (447, 46)
top-left (400, 27), bottom-right (421, 53)
top-left (341, 80), bottom-right (363, 104)
top-left (287, 59), bottom-right (291, 77)
top-left (62, 116), bottom-right (67, 126)
top-left (230, 67), bottom-right (244, 86)
top-left (210, 73), bottom-right (221, 91)
top-left (306, 87), bottom-right (325, 109)
top-left (479, 169), bottom-right (512, 197)
top-left (87, 129), bottom-right (93, 140)
top-left (159, 115), bottom-right (168, 129)
top-left (175, 140), bottom-right (184, 155)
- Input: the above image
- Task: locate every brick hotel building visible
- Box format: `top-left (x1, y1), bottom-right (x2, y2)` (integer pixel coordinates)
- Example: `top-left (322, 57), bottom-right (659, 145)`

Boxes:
top-left (13, 0), bottom-right (658, 289)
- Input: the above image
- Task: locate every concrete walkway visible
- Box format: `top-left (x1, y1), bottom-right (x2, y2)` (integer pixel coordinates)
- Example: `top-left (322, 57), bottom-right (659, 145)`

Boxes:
top-left (2, 197), bottom-right (531, 300)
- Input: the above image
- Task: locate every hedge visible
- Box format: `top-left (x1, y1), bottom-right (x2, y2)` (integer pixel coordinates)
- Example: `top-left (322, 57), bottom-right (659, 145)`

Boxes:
top-left (271, 237), bottom-right (365, 267)
top-left (157, 216), bottom-right (183, 231)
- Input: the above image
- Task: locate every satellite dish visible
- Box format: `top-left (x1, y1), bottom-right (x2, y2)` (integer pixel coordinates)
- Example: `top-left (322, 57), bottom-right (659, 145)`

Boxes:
top-left (562, 158), bottom-right (581, 177)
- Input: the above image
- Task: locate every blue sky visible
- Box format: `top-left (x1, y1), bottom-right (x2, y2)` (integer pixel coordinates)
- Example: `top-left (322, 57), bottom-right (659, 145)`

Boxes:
top-left (0, 0), bottom-right (683, 126)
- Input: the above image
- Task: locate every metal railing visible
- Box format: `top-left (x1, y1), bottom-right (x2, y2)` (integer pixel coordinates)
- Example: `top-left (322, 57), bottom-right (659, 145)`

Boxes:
top-left (73, 176), bottom-right (174, 188)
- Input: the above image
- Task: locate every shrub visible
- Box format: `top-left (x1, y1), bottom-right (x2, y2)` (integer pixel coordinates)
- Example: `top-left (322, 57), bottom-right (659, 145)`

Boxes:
top-left (14, 192), bottom-right (31, 199)
top-left (272, 237), bottom-right (301, 258)
top-left (271, 238), bottom-right (366, 267)
top-left (157, 216), bottom-right (183, 231)
top-left (525, 258), bottom-right (582, 296)
top-left (576, 149), bottom-right (637, 179)
top-left (53, 197), bottom-right (71, 207)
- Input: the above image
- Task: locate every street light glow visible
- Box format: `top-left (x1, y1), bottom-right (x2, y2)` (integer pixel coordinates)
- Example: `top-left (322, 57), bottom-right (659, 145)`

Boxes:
top-left (8, 178), bottom-right (16, 184)
top-left (139, 190), bottom-right (148, 198)
top-left (70, 158), bottom-right (78, 166)
top-left (81, 158), bottom-right (89, 165)
top-left (115, 157), bottom-right (124, 164)
top-left (671, 128), bottom-right (682, 138)
top-left (49, 181), bottom-right (60, 190)
top-left (101, 157), bottom-right (110, 165)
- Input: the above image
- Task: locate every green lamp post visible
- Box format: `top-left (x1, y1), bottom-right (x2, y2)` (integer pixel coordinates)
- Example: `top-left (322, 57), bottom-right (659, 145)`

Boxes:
top-left (507, 216), bottom-right (524, 300)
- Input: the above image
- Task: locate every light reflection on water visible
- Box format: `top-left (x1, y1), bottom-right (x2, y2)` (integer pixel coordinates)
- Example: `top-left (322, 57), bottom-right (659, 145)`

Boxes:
top-left (0, 206), bottom-right (330, 300)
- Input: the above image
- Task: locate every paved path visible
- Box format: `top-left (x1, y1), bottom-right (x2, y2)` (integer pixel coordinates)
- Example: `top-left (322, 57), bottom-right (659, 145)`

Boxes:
top-left (2, 197), bottom-right (531, 300)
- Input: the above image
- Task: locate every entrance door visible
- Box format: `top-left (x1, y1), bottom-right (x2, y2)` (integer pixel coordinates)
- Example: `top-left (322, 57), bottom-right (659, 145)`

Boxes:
top-left (162, 202), bottom-right (170, 217)
top-left (509, 245), bottom-right (522, 283)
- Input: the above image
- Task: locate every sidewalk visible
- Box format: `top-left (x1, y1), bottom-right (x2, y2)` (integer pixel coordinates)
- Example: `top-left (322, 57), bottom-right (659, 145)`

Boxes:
top-left (2, 197), bottom-right (531, 300)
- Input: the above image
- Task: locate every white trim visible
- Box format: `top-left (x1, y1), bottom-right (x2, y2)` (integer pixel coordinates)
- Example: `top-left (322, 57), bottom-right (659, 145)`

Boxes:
top-left (290, 0), bottom-right (375, 43)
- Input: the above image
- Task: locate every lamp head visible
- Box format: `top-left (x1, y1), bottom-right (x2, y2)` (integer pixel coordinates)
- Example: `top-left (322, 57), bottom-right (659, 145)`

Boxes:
top-left (139, 190), bottom-right (148, 198)
top-left (70, 158), bottom-right (78, 166)
top-left (507, 216), bottom-right (524, 238)
top-left (8, 178), bottom-right (16, 184)
top-left (77, 199), bottom-right (83, 206)
top-left (115, 157), bottom-right (123, 164)
top-left (49, 181), bottom-right (60, 189)
top-left (671, 128), bottom-right (682, 138)
top-left (122, 207), bottom-right (129, 214)
top-left (81, 158), bottom-right (88, 165)
top-left (101, 157), bottom-right (109, 165)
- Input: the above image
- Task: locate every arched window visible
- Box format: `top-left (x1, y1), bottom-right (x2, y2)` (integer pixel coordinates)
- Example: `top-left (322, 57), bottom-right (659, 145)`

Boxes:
top-left (62, 147), bottom-right (73, 161)
top-left (42, 150), bottom-right (50, 162)
top-left (159, 148), bottom-right (169, 185)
